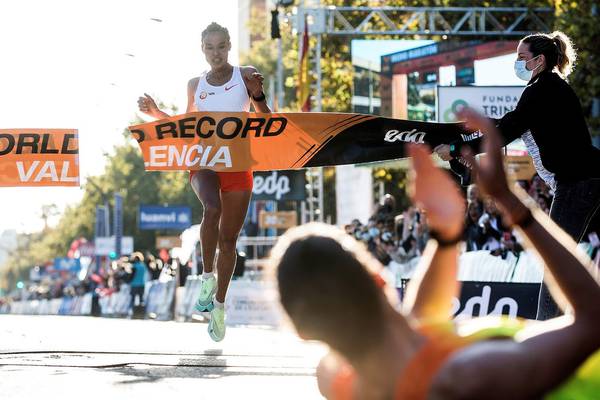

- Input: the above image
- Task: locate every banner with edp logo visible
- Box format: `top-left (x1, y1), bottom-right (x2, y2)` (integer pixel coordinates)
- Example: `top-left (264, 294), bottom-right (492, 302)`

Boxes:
top-left (129, 112), bottom-right (474, 172)
top-left (252, 170), bottom-right (306, 201)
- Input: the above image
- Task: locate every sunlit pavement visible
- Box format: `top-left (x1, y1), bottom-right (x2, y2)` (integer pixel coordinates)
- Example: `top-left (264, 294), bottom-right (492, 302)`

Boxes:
top-left (0, 315), bottom-right (327, 399)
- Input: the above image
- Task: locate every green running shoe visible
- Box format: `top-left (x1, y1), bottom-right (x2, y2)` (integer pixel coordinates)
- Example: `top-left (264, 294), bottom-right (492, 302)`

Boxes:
top-left (194, 275), bottom-right (217, 313)
top-left (208, 306), bottom-right (226, 342)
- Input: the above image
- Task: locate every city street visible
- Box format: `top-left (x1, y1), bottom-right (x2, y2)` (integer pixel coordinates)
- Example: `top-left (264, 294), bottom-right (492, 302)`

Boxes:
top-left (0, 315), bottom-right (326, 399)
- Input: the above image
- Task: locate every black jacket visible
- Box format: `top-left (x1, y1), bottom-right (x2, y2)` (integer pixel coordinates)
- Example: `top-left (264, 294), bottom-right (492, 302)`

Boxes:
top-left (451, 70), bottom-right (600, 182)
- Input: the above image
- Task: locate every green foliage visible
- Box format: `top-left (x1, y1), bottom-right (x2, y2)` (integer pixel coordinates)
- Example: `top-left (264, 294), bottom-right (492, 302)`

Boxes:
top-left (554, 0), bottom-right (600, 135)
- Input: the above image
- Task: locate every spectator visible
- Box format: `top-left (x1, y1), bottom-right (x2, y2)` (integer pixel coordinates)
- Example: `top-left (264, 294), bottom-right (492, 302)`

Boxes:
top-left (464, 202), bottom-right (486, 251)
top-left (145, 253), bottom-right (162, 281)
top-left (129, 252), bottom-right (147, 310)
top-left (466, 183), bottom-right (481, 205)
top-left (375, 193), bottom-right (397, 221)
top-left (479, 198), bottom-right (504, 251)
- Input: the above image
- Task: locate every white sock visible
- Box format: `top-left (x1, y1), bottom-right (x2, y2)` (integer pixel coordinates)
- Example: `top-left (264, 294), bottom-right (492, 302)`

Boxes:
top-left (214, 299), bottom-right (224, 309)
top-left (202, 271), bottom-right (214, 280)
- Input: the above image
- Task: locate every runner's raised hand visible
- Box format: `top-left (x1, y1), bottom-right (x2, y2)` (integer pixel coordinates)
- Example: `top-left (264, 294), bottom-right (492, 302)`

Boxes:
top-left (244, 72), bottom-right (265, 98)
top-left (137, 93), bottom-right (161, 118)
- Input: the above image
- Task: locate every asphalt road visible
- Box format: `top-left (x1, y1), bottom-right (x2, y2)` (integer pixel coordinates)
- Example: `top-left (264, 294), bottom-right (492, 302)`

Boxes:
top-left (0, 315), bottom-right (327, 399)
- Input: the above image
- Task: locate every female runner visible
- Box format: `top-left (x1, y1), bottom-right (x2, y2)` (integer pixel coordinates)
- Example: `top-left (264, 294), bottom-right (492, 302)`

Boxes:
top-left (138, 22), bottom-right (271, 341)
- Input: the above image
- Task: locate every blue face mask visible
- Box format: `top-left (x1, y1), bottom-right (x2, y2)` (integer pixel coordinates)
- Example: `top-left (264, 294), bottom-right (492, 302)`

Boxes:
top-left (514, 55), bottom-right (542, 81)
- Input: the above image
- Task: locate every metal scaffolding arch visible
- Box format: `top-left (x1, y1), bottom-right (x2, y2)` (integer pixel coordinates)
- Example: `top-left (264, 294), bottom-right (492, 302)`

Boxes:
top-left (299, 6), bottom-right (553, 37)
top-left (293, 4), bottom-right (554, 223)
top-left (295, 5), bottom-right (555, 112)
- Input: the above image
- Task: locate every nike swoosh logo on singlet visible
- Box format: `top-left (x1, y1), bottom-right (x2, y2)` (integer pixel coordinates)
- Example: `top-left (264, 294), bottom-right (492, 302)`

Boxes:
top-left (225, 84), bottom-right (239, 91)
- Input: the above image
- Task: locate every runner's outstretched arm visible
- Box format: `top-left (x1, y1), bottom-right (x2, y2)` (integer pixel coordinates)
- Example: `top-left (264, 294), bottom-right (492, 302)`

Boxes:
top-left (138, 92), bottom-right (171, 119)
top-left (430, 108), bottom-right (600, 400)
top-left (459, 108), bottom-right (600, 317)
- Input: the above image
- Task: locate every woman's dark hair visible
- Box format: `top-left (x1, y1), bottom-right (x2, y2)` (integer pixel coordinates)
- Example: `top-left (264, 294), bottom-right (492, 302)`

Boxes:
top-left (522, 30), bottom-right (577, 77)
top-left (201, 22), bottom-right (230, 44)
top-left (270, 223), bottom-right (387, 360)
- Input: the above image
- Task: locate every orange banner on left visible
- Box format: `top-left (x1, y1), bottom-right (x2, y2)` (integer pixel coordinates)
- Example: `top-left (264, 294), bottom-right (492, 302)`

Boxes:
top-left (0, 129), bottom-right (79, 187)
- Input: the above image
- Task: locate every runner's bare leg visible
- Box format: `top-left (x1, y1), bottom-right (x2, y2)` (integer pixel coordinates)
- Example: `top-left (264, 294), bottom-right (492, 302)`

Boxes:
top-left (214, 190), bottom-right (252, 302)
top-left (190, 170), bottom-right (221, 273)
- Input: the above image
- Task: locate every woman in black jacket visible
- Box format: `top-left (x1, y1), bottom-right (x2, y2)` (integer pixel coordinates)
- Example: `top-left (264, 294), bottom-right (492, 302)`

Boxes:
top-left (435, 31), bottom-right (600, 320)
top-left (436, 31), bottom-right (600, 244)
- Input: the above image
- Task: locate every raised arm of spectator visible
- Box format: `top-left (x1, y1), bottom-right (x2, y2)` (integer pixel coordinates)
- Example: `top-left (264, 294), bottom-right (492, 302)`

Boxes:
top-left (430, 108), bottom-right (600, 400)
top-left (460, 108), bottom-right (600, 317)
top-left (402, 144), bottom-right (465, 322)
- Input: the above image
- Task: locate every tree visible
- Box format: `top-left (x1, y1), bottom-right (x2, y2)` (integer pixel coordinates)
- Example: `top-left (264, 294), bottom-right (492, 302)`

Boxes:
top-left (554, 0), bottom-right (600, 136)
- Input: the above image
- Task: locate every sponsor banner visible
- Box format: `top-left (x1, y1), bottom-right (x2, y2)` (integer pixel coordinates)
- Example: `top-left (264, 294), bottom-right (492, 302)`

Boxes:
top-left (129, 112), bottom-right (473, 172)
top-left (138, 205), bottom-right (192, 230)
top-left (0, 129), bottom-right (79, 186)
top-left (53, 257), bottom-right (81, 272)
top-left (506, 155), bottom-right (536, 181)
top-left (437, 86), bottom-right (525, 122)
top-left (94, 236), bottom-right (134, 256)
top-left (454, 281), bottom-right (540, 319)
top-left (259, 210), bottom-right (297, 229)
top-left (156, 236), bottom-right (182, 249)
top-left (252, 170), bottom-right (306, 201)
top-left (400, 280), bottom-right (539, 319)
top-left (478, 154), bottom-right (537, 182)
top-left (225, 280), bottom-right (282, 326)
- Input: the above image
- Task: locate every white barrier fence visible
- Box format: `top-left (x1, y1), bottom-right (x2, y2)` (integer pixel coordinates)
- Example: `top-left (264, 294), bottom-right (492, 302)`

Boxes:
top-left (390, 250), bottom-right (544, 283)
top-left (0, 279), bottom-right (176, 319)
top-left (178, 277), bottom-right (282, 327)
top-left (0, 294), bottom-right (92, 316)
top-left (145, 279), bottom-right (176, 320)
top-left (178, 276), bottom-right (202, 319)
top-left (6, 248), bottom-right (590, 321)
top-left (98, 285), bottom-right (132, 317)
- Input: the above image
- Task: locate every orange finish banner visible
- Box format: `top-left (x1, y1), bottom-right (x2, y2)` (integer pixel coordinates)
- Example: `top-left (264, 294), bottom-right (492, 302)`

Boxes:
top-left (129, 112), bottom-right (471, 172)
top-left (129, 112), bottom-right (378, 171)
top-left (0, 129), bottom-right (79, 187)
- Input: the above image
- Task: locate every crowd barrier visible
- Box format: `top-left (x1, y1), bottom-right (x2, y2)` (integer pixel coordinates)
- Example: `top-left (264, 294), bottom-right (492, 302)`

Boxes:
top-left (390, 250), bottom-right (545, 283)
top-left (3, 247), bottom-right (596, 322)
top-left (0, 279), bottom-right (177, 319)
top-left (178, 276), bottom-right (202, 319)
top-left (178, 276), bottom-right (282, 327)
top-left (145, 279), bottom-right (176, 320)
top-left (99, 285), bottom-right (132, 317)
top-left (0, 293), bottom-right (92, 316)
